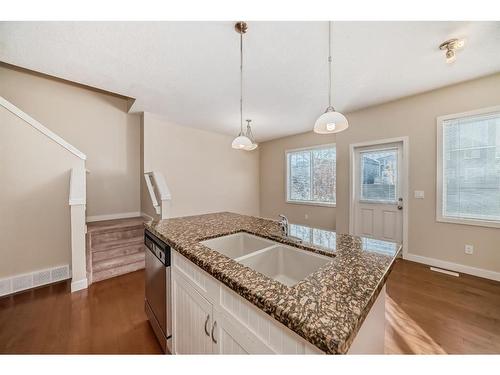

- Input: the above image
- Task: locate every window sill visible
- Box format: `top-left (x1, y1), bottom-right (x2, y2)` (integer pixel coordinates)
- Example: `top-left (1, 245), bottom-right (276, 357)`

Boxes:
top-left (286, 200), bottom-right (336, 208)
top-left (437, 216), bottom-right (500, 229)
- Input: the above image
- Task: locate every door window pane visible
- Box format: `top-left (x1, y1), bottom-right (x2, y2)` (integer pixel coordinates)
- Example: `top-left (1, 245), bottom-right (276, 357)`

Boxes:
top-left (360, 149), bottom-right (398, 202)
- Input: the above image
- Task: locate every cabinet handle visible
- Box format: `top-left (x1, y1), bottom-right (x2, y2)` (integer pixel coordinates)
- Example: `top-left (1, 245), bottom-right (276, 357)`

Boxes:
top-left (204, 314), bottom-right (210, 337)
top-left (211, 321), bottom-right (217, 344)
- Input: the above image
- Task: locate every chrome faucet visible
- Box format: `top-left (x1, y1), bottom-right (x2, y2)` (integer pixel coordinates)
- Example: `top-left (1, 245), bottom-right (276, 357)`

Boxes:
top-left (278, 214), bottom-right (289, 236)
top-left (278, 214), bottom-right (302, 243)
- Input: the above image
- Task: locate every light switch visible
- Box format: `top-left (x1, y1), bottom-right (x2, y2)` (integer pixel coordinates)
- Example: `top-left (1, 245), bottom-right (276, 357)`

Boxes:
top-left (414, 190), bottom-right (425, 199)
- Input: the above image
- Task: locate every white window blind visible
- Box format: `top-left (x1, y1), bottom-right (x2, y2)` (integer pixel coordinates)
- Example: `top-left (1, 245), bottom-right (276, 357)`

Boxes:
top-left (440, 110), bottom-right (500, 223)
top-left (286, 145), bottom-right (336, 205)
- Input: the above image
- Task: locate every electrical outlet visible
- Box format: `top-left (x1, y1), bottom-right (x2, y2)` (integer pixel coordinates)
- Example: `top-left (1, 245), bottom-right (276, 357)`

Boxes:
top-left (304, 214), bottom-right (309, 220)
top-left (465, 244), bottom-right (474, 255)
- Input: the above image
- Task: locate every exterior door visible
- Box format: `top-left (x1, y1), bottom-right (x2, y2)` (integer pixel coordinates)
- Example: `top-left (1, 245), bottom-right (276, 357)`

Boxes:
top-left (352, 142), bottom-right (404, 243)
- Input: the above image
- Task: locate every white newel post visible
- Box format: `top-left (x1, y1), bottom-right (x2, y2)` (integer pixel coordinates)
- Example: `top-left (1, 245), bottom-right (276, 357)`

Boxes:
top-left (69, 164), bottom-right (88, 292)
top-left (145, 171), bottom-right (172, 220)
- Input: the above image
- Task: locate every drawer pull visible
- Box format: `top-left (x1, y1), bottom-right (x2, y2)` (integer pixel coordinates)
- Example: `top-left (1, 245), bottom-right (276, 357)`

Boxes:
top-left (211, 321), bottom-right (217, 344)
top-left (204, 314), bottom-right (210, 336)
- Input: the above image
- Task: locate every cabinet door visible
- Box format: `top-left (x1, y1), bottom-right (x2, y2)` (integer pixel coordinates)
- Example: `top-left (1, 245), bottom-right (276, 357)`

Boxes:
top-left (172, 272), bottom-right (213, 354)
top-left (212, 309), bottom-right (271, 354)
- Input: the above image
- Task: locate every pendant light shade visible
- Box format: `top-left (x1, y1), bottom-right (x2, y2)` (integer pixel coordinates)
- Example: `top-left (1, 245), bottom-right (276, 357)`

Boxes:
top-left (314, 21), bottom-right (348, 134)
top-left (232, 132), bottom-right (252, 149)
top-left (313, 107), bottom-right (349, 134)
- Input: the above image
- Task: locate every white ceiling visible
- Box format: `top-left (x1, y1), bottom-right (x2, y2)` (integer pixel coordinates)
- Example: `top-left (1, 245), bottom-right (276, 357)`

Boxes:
top-left (1, 21), bottom-right (499, 141)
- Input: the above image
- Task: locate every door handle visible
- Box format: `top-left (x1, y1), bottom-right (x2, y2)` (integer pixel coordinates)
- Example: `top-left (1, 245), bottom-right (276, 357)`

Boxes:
top-left (204, 314), bottom-right (210, 337)
top-left (397, 197), bottom-right (403, 210)
top-left (211, 321), bottom-right (217, 344)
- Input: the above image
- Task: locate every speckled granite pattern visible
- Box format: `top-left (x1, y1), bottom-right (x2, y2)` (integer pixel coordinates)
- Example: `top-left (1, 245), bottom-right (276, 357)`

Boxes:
top-left (145, 212), bottom-right (401, 354)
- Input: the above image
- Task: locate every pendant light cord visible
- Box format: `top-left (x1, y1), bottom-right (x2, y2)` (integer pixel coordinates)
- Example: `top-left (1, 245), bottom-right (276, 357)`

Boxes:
top-left (328, 21), bottom-right (333, 109)
top-left (240, 30), bottom-right (244, 134)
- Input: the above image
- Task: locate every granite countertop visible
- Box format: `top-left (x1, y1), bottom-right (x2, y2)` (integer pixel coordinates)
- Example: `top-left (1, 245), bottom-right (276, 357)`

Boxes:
top-left (145, 212), bottom-right (401, 354)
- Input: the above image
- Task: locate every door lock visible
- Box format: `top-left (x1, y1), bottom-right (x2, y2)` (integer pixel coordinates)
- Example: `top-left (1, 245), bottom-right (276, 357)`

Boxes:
top-left (397, 197), bottom-right (403, 210)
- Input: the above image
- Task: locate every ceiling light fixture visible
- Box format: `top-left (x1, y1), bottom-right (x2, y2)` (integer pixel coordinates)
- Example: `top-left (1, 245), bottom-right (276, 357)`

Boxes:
top-left (244, 119), bottom-right (258, 150)
top-left (439, 38), bottom-right (465, 64)
top-left (314, 21), bottom-right (348, 135)
top-left (231, 21), bottom-right (257, 150)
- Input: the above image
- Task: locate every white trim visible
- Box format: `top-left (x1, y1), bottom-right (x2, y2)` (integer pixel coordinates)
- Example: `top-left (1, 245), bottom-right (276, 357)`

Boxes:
top-left (0, 96), bottom-right (87, 160)
top-left (406, 253), bottom-right (500, 282)
top-left (430, 267), bottom-right (460, 277)
top-left (141, 212), bottom-right (155, 221)
top-left (436, 105), bottom-right (500, 229)
top-left (69, 166), bottom-right (86, 205)
top-left (0, 265), bottom-right (71, 297)
top-left (349, 136), bottom-right (409, 258)
top-left (86, 211), bottom-right (142, 222)
top-left (285, 143), bottom-right (337, 207)
top-left (71, 278), bottom-right (88, 293)
top-left (285, 200), bottom-right (336, 208)
top-left (436, 104), bottom-right (500, 122)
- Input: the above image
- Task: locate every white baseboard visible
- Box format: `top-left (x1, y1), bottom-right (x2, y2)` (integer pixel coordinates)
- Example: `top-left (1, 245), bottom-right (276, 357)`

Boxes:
top-left (0, 265), bottom-right (71, 297)
top-left (71, 278), bottom-right (88, 293)
top-left (141, 212), bottom-right (155, 221)
top-left (405, 253), bottom-right (500, 282)
top-left (86, 211), bottom-right (142, 222)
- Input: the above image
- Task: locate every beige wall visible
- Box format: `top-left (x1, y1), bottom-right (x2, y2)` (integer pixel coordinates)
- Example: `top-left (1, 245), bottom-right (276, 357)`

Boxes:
top-left (141, 113), bottom-right (260, 218)
top-left (334, 73), bottom-right (500, 273)
top-left (0, 106), bottom-right (82, 278)
top-left (0, 65), bottom-right (141, 218)
top-left (260, 73), bottom-right (500, 274)
top-left (259, 132), bottom-right (336, 229)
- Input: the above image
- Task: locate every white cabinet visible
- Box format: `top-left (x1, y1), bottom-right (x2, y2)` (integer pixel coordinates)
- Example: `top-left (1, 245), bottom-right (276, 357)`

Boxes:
top-left (171, 272), bottom-right (213, 354)
top-left (171, 250), bottom-right (323, 355)
top-left (171, 249), bottom-right (386, 354)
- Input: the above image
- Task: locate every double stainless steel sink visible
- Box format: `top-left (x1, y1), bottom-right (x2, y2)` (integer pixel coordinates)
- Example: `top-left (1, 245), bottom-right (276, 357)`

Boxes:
top-left (201, 232), bottom-right (331, 287)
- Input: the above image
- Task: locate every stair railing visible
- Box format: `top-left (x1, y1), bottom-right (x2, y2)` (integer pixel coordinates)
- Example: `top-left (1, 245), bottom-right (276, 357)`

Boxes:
top-left (1, 96), bottom-right (88, 293)
top-left (144, 171), bottom-right (172, 220)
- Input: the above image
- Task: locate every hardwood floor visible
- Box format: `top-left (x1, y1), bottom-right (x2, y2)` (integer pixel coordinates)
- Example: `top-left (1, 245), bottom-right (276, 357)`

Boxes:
top-left (386, 259), bottom-right (500, 354)
top-left (0, 270), bottom-right (161, 354)
top-left (0, 259), bottom-right (499, 354)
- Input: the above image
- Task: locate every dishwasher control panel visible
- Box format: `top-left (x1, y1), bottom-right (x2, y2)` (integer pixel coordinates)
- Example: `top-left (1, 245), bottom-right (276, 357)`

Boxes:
top-left (145, 230), bottom-right (171, 266)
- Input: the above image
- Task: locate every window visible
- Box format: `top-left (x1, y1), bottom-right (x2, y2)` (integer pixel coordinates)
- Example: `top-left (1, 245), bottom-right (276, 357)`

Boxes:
top-left (286, 145), bottom-right (336, 206)
top-left (360, 149), bottom-right (398, 203)
top-left (437, 107), bottom-right (500, 227)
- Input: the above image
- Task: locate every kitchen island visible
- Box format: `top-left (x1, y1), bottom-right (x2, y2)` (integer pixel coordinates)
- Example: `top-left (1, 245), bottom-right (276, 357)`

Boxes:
top-left (145, 212), bottom-right (401, 354)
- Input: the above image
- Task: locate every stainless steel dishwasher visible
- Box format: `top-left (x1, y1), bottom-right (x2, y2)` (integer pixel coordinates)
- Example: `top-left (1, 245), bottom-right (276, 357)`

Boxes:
top-left (144, 230), bottom-right (171, 353)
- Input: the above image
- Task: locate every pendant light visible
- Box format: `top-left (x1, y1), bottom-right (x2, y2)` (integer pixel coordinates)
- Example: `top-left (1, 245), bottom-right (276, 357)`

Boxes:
top-left (244, 119), bottom-right (258, 150)
top-left (231, 21), bottom-right (253, 150)
top-left (313, 21), bottom-right (348, 134)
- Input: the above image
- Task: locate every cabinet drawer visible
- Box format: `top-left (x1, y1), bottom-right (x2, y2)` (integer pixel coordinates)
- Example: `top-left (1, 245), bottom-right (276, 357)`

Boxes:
top-left (172, 250), bottom-right (219, 304)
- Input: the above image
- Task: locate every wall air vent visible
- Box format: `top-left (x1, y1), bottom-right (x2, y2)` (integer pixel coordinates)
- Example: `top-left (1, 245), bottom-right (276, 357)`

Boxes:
top-left (0, 264), bottom-right (71, 297)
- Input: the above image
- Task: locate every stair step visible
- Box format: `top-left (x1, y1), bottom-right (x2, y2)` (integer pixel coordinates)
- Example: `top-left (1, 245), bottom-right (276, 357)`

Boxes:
top-left (86, 217), bottom-right (148, 285)
top-left (92, 236), bottom-right (144, 253)
top-left (92, 243), bottom-right (145, 263)
top-left (91, 227), bottom-right (145, 246)
top-left (92, 260), bottom-right (145, 283)
top-left (92, 252), bottom-right (145, 273)
top-left (86, 217), bottom-right (146, 234)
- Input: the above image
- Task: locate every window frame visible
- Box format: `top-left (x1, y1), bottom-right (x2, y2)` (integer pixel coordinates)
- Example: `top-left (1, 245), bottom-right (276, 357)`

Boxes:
top-left (436, 105), bottom-right (500, 229)
top-left (285, 143), bottom-right (336, 208)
